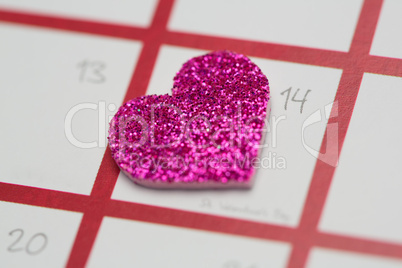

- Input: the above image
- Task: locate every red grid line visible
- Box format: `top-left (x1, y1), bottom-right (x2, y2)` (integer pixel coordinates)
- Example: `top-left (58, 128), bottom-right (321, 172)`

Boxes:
top-left (66, 1), bottom-right (175, 266)
top-left (316, 233), bottom-right (402, 260)
top-left (163, 32), bottom-right (402, 77)
top-left (286, 0), bottom-right (386, 267)
top-left (1, 7), bottom-right (401, 75)
top-left (65, 146), bottom-right (120, 268)
top-left (0, 0), bottom-right (401, 267)
top-left (0, 8), bottom-right (147, 40)
top-left (105, 200), bottom-right (296, 244)
top-left (0, 182), bottom-right (87, 213)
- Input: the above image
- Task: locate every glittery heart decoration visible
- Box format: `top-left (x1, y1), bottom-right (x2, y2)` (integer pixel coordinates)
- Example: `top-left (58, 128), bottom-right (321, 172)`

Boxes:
top-left (108, 51), bottom-right (270, 189)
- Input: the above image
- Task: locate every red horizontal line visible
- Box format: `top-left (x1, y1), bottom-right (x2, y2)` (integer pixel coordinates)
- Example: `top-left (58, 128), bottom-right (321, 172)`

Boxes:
top-left (1, 7), bottom-right (401, 78)
top-left (1, 180), bottom-right (402, 261)
top-left (316, 232), bottom-right (402, 260)
top-left (1, 7), bottom-right (345, 69)
top-left (106, 199), bottom-right (296, 243)
top-left (365, 55), bottom-right (402, 77)
top-left (0, 182), bottom-right (88, 212)
top-left (0, 8), bottom-right (148, 40)
top-left (164, 31), bottom-right (348, 69)
top-left (105, 199), bottom-right (402, 261)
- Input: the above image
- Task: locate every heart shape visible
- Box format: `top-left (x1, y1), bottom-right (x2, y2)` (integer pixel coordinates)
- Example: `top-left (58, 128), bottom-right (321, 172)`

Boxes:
top-left (108, 51), bottom-right (270, 189)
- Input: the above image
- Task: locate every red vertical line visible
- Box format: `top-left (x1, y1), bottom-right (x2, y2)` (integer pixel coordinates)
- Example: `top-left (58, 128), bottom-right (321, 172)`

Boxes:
top-left (286, 0), bottom-right (384, 267)
top-left (65, 147), bottom-right (119, 268)
top-left (65, 1), bottom-right (175, 267)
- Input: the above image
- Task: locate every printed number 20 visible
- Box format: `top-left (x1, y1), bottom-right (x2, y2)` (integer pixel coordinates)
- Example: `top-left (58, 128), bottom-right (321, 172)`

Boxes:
top-left (8, 229), bottom-right (47, 255)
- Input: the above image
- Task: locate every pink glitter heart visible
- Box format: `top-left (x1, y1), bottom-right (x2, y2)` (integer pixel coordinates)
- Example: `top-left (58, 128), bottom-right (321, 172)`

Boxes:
top-left (108, 51), bottom-right (270, 189)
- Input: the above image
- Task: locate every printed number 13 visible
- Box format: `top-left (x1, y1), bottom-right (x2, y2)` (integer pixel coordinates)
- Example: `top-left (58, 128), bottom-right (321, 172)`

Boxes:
top-left (77, 60), bottom-right (106, 83)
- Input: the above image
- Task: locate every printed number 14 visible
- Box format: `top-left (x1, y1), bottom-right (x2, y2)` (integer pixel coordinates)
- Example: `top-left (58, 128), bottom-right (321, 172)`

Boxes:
top-left (280, 87), bottom-right (311, 114)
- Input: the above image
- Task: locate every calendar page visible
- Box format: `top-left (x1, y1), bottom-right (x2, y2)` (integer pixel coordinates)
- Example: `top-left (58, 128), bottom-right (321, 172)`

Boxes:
top-left (0, 0), bottom-right (401, 267)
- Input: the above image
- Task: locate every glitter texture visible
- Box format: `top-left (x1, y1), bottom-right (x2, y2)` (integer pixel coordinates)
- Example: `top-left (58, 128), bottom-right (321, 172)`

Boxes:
top-left (108, 51), bottom-right (270, 189)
